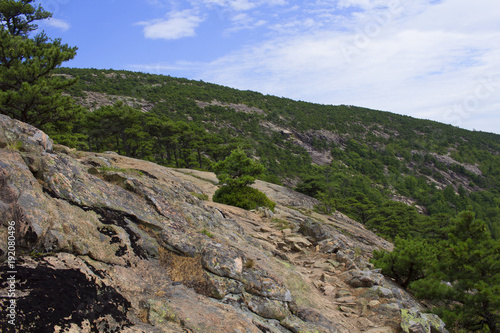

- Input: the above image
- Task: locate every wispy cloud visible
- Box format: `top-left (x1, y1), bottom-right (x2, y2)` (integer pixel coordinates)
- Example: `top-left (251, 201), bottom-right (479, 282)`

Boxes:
top-left (132, 0), bottom-right (500, 133)
top-left (202, 0), bottom-right (287, 11)
top-left (128, 61), bottom-right (204, 74)
top-left (225, 13), bottom-right (267, 33)
top-left (44, 18), bottom-right (70, 31)
top-left (197, 0), bottom-right (500, 132)
top-left (204, 0), bottom-right (257, 11)
top-left (137, 10), bottom-right (204, 40)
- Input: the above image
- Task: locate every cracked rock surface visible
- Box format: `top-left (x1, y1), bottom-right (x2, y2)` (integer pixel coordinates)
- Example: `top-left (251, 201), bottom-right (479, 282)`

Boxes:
top-left (0, 115), bottom-right (446, 333)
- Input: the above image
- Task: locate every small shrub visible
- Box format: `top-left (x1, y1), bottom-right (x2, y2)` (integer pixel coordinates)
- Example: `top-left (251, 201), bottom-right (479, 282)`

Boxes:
top-left (191, 192), bottom-right (209, 201)
top-left (272, 218), bottom-right (291, 230)
top-left (98, 166), bottom-right (144, 176)
top-left (6, 141), bottom-right (23, 151)
top-left (29, 250), bottom-right (45, 259)
top-left (200, 228), bottom-right (214, 238)
top-left (98, 166), bottom-right (127, 173)
top-left (212, 185), bottom-right (276, 211)
top-left (245, 259), bottom-right (255, 269)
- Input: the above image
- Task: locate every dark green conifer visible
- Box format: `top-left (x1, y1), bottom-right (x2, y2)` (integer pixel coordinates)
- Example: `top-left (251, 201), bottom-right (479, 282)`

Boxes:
top-left (0, 0), bottom-right (81, 129)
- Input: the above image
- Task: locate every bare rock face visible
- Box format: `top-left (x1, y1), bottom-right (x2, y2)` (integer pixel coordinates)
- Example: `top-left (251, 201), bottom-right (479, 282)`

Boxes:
top-left (0, 115), bottom-right (447, 332)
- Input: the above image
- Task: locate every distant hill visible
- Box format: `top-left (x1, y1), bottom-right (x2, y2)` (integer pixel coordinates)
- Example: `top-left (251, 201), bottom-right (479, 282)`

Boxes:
top-left (54, 67), bottom-right (500, 238)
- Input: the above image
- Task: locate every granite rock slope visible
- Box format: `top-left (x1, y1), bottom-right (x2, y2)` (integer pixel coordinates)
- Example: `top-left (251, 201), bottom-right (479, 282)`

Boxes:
top-left (0, 115), bottom-right (447, 333)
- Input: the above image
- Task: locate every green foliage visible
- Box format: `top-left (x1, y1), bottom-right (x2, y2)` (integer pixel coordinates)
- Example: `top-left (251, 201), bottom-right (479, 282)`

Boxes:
top-left (384, 211), bottom-right (500, 332)
top-left (211, 148), bottom-right (275, 211)
top-left (295, 175), bottom-right (327, 197)
top-left (200, 229), bottom-right (214, 238)
top-left (51, 68), bottom-right (500, 240)
top-left (213, 148), bottom-right (265, 188)
top-left (314, 191), bottom-right (336, 214)
top-left (7, 65), bottom-right (499, 329)
top-left (372, 237), bottom-right (437, 288)
top-left (191, 192), bottom-right (209, 201)
top-left (76, 102), bottom-right (226, 169)
top-left (0, 0), bottom-right (82, 131)
top-left (6, 140), bottom-right (22, 151)
top-left (272, 218), bottom-right (291, 230)
top-left (212, 186), bottom-right (276, 211)
top-left (0, 0), bottom-right (51, 35)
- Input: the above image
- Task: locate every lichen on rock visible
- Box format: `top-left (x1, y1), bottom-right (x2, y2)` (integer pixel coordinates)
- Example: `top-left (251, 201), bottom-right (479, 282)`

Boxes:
top-left (0, 115), bottom-right (448, 332)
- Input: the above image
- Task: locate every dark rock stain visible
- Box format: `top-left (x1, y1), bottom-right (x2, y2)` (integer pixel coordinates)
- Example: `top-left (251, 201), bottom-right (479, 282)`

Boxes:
top-left (0, 264), bottom-right (131, 333)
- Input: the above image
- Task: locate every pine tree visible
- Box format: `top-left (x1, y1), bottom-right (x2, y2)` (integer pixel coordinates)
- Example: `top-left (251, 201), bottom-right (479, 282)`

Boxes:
top-left (0, 0), bottom-right (81, 129)
top-left (371, 237), bottom-right (437, 288)
top-left (212, 148), bottom-right (275, 211)
top-left (412, 211), bottom-right (500, 332)
top-left (213, 148), bottom-right (265, 189)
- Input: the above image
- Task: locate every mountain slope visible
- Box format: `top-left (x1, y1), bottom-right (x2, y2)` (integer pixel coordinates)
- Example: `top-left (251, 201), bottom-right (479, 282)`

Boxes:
top-left (0, 115), bottom-right (447, 332)
top-left (54, 67), bottom-right (500, 239)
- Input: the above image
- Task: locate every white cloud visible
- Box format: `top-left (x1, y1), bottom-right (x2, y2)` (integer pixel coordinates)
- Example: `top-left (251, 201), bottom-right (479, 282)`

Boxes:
top-left (45, 18), bottom-right (70, 31)
top-left (202, 0), bottom-right (287, 11)
top-left (137, 10), bottom-right (204, 40)
top-left (128, 61), bottom-right (205, 75)
top-left (203, 0), bottom-right (257, 11)
top-left (191, 0), bottom-right (500, 133)
top-left (131, 0), bottom-right (500, 133)
top-left (225, 12), bottom-right (267, 33)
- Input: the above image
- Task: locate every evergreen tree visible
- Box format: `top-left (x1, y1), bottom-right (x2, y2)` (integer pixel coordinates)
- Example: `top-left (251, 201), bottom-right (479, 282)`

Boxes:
top-left (213, 148), bottom-right (265, 188)
top-left (0, 0), bottom-right (81, 129)
top-left (412, 211), bottom-right (500, 332)
top-left (372, 237), bottom-right (437, 288)
top-left (212, 148), bottom-right (275, 211)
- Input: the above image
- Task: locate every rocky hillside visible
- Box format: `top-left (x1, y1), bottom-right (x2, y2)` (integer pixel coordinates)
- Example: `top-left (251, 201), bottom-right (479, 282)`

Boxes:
top-left (50, 68), bottom-right (500, 241)
top-left (0, 115), bottom-right (448, 332)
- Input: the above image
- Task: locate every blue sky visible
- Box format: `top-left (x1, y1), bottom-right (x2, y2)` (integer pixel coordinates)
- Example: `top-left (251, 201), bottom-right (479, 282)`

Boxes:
top-left (37, 0), bottom-right (500, 134)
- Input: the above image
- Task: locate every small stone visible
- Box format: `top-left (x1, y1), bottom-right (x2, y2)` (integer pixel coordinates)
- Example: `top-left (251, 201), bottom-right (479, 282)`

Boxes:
top-left (421, 313), bottom-right (447, 333)
top-left (277, 242), bottom-right (290, 251)
top-left (243, 292), bottom-right (288, 320)
top-left (88, 167), bottom-right (100, 175)
top-left (356, 317), bottom-right (375, 329)
top-left (335, 289), bottom-right (352, 298)
top-left (408, 323), bottom-right (427, 333)
top-left (336, 296), bottom-right (356, 303)
top-left (327, 259), bottom-right (341, 268)
top-left (322, 285), bottom-right (335, 296)
top-left (320, 273), bottom-right (339, 285)
top-left (259, 226), bottom-right (273, 233)
top-left (371, 286), bottom-right (394, 298)
top-left (313, 280), bottom-right (323, 289)
top-left (292, 243), bottom-right (306, 253)
top-left (125, 179), bottom-right (136, 191)
top-left (285, 235), bottom-right (312, 247)
top-left (344, 269), bottom-right (383, 288)
top-left (339, 305), bottom-right (357, 314)
top-left (313, 262), bottom-right (332, 270)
